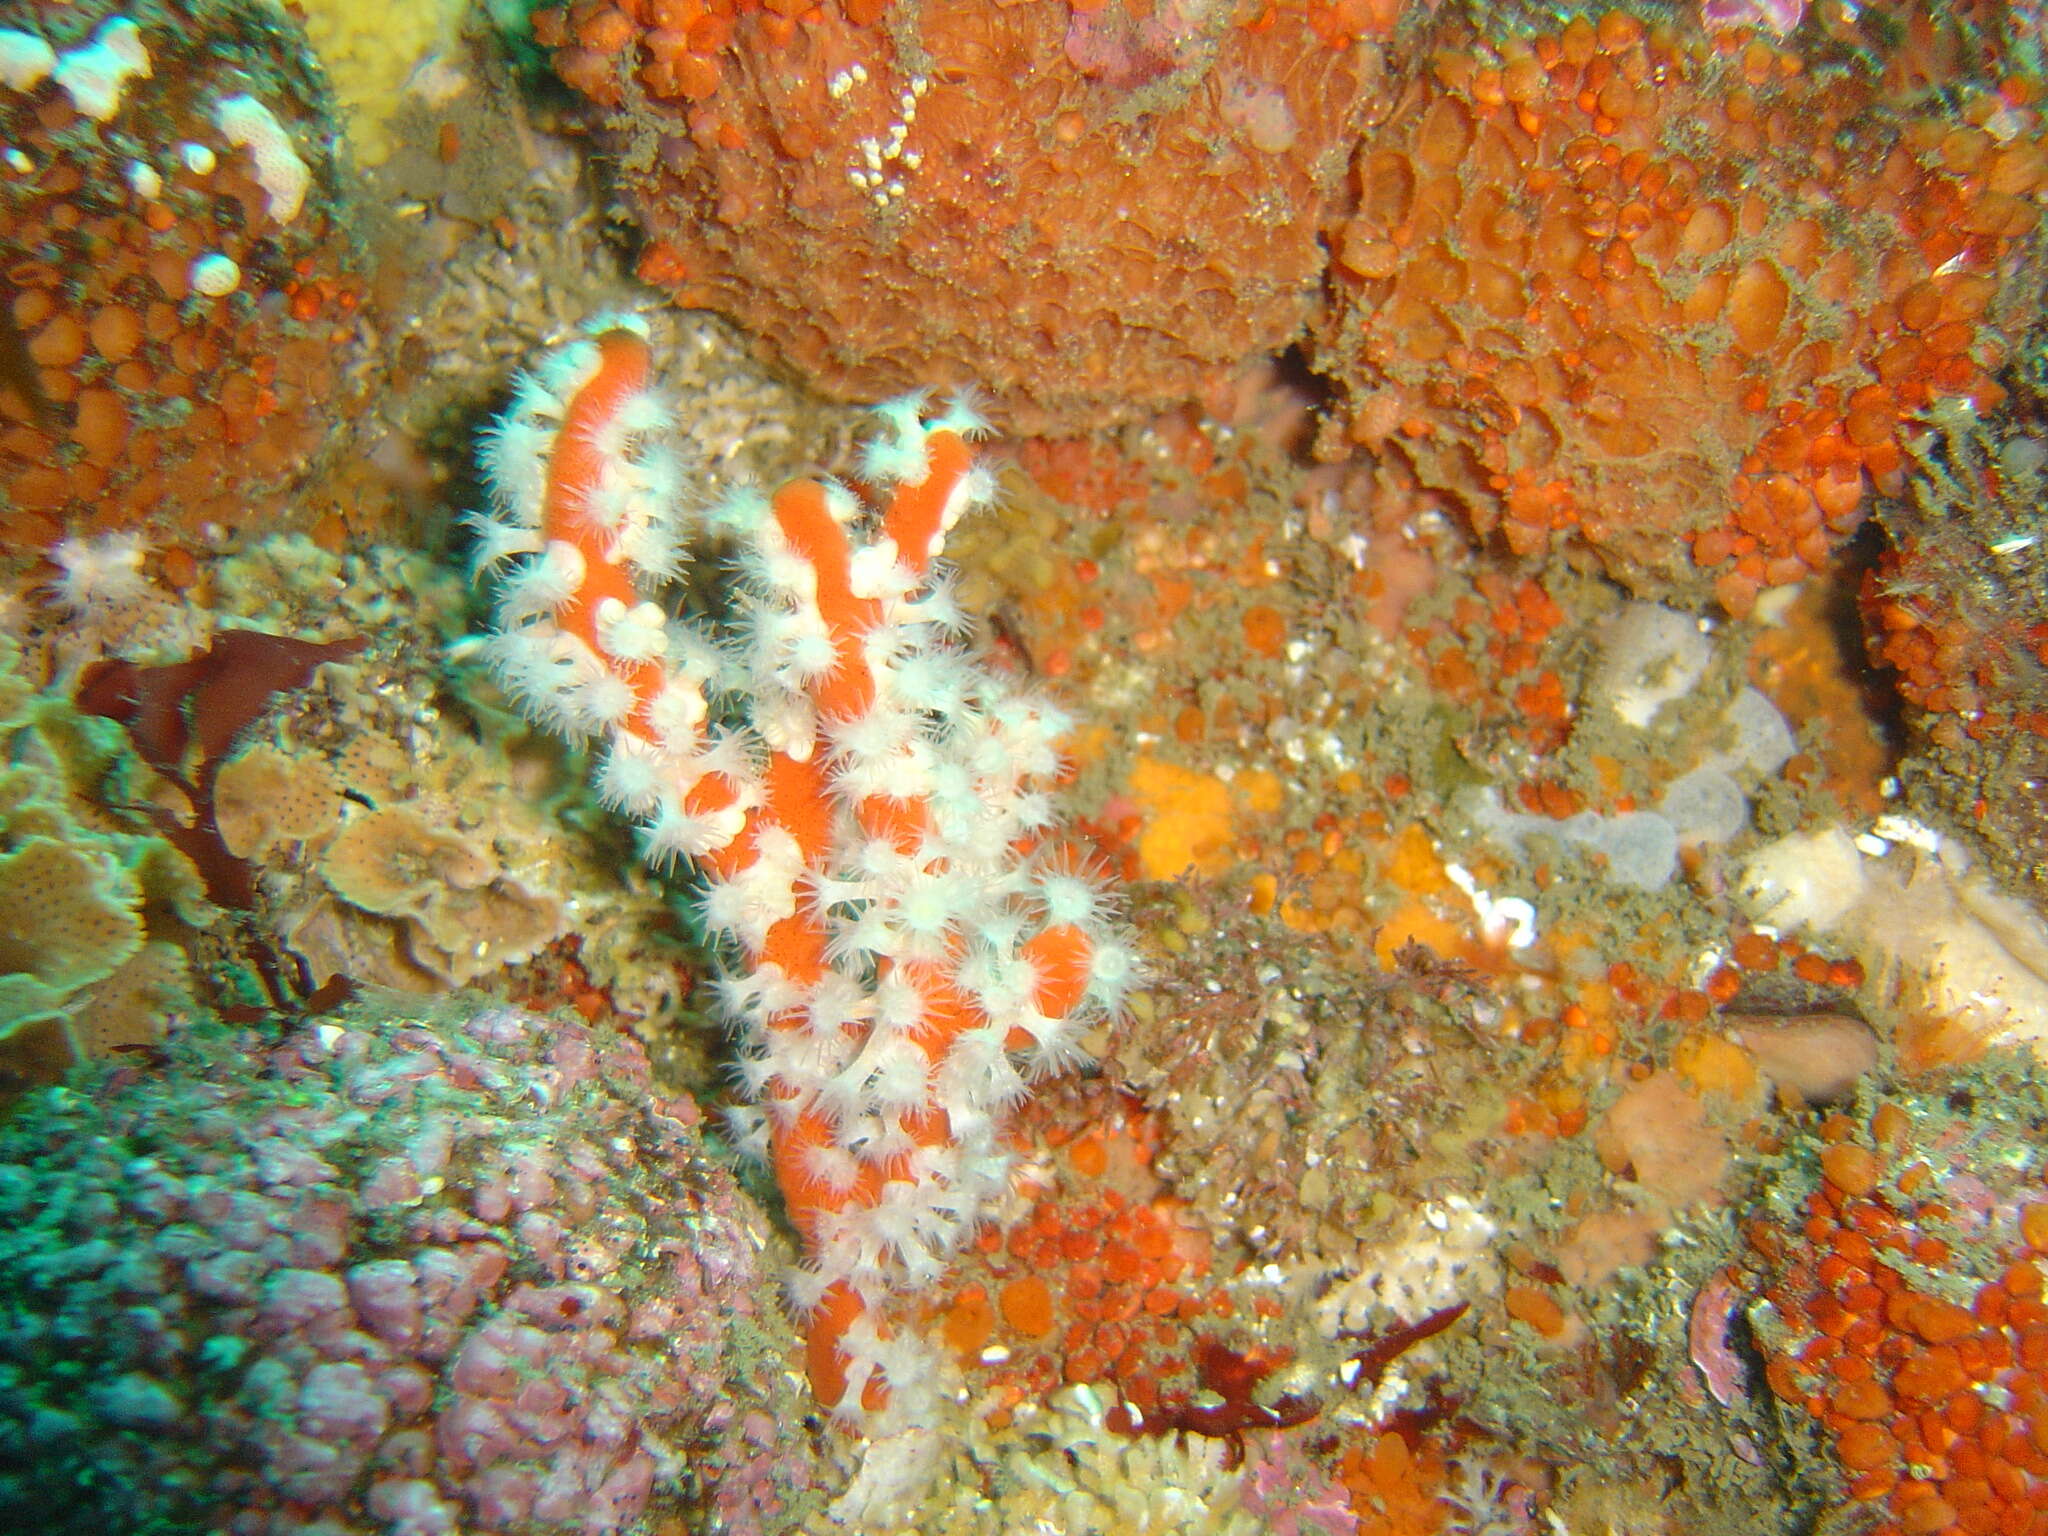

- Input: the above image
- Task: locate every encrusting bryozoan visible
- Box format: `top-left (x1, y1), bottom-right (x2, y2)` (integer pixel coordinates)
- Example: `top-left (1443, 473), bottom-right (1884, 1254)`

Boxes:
top-left (470, 315), bottom-right (1133, 1425)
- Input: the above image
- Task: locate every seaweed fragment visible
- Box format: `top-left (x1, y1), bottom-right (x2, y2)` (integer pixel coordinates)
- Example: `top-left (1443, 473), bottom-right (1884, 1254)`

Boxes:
top-left (1341, 1300), bottom-right (1471, 1396)
top-left (1105, 1302), bottom-right (1473, 1470)
top-left (75, 628), bottom-right (364, 1011)
top-left (1106, 1336), bottom-right (1321, 1470)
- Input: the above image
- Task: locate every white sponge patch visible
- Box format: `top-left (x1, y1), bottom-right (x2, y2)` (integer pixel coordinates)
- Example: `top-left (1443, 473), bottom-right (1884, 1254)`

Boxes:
top-left (215, 94), bottom-right (311, 223)
top-left (51, 17), bottom-right (150, 122)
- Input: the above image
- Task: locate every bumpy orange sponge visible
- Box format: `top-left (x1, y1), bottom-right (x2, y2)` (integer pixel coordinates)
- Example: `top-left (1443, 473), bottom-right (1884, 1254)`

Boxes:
top-left (1747, 1080), bottom-right (2048, 1536)
top-left (532, 0), bottom-right (1388, 434)
top-left (1310, 9), bottom-right (2045, 614)
top-left (0, 0), bottom-right (367, 567)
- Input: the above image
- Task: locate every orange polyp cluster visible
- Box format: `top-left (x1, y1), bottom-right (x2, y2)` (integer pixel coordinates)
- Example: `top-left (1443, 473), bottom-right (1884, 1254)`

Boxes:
top-left (1169, 559), bottom-right (1587, 957)
top-left (1311, 8), bottom-right (2045, 613)
top-left (932, 1094), bottom-right (1233, 1425)
top-left (533, 0), bottom-right (853, 110)
top-left (1749, 1094), bottom-right (2048, 1535)
top-left (1340, 1428), bottom-right (1452, 1536)
top-left (1864, 539), bottom-right (2048, 747)
top-left (0, 1), bottom-right (367, 570)
top-left (1508, 913), bottom-right (1870, 1093)
top-left (539, 0), bottom-right (1401, 100)
top-left (1410, 568), bottom-right (1572, 752)
top-left (1845, 319), bottom-right (2048, 908)
top-left (1703, 926), bottom-right (1865, 1006)
top-left (532, 0), bottom-right (1384, 432)
top-left (1501, 1078), bottom-right (1591, 1138)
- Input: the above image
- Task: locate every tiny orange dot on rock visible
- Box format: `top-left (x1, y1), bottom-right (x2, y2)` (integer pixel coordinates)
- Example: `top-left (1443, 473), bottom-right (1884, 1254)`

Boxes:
top-left (28, 312), bottom-right (86, 370)
top-left (1820, 1142), bottom-right (1881, 1198)
top-left (71, 389), bottom-right (129, 465)
top-left (89, 304), bottom-right (142, 362)
top-left (575, 6), bottom-right (636, 52)
top-left (1829, 1377), bottom-right (1891, 1420)
top-left (1504, 1282), bottom-right (1565, 1337)
top-left (1893, 1342), bottom-right (1969, 1401)
top-left (1066, 1133), bottom-right (1108, 1179)
top-left (157, 544), bottom-right (199, 590)
top-left (1897, 1495), bottom-right (1958, 1536)
top-left (674, 52), bottom-right (719, 101)
top-left (12, 287), bottom-right (52, 331)
top-left (942, 1287), bottom-right (995, 1358)
top-left (1834, 1420), bottom-right (1894, 1471)
top-left (1242, 604), bottom-right (1287, 658)
top-left (2022, 1203), bottom-right (2048, 1253)
top-left (149, 254), bottom-right (190, 303)
top-left (1870, 1101), bottom-right (1910, 1147)
top-left (999, 1274), bottom-right (1055, 1339)
top-left (1731, 931), bottom-right (1778, 970)
top-left (1906, 1294), bottom-right (1976, 1345)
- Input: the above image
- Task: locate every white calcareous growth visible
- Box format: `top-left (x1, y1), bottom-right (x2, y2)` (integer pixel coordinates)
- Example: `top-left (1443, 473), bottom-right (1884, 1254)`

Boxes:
top-left (1740, 822), bottom-right (2048, 1059)
top-left (1469, 601), bottom-right (1799, 890)
top-left (215, 94), bottom-right (311, 223)
top-left (50, 17), bottom-right (151, 122)
top-left (1594, 601), bottom-right (1713, 728)
top-left (189, 253), bottom-right (241, 298)
top-left (0, 29), bottom-right (57, 92)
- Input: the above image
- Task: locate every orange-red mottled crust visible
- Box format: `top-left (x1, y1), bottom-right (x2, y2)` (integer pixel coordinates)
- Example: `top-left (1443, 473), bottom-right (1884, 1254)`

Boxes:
top-left (1308, 7), bottom-right (2046, 612)
top-left (536, 0), bottom-right (1386, 434)
top-left (1857, 336), bottom-right (2048, 911)
top-left (927, 1089), bottom-right (1228, 1424)
top-left (0, 0), bottom-right (369, 566)
top-left (1748, 1084), bottom-right (2048, 1536)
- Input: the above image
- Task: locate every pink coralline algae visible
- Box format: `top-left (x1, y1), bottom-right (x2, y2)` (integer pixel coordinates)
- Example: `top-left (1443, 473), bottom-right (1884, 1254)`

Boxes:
top-left (0, 1000), bottom-right (824, 1536)
top-left (1688, 1267), bottom-right (1749, 1409)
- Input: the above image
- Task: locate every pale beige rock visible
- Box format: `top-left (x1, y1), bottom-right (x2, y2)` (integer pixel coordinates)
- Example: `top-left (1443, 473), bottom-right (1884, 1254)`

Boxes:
top-left (1726, 1013), bottom-right (1878, 1106)
top-left (1592, 1071), bottom-right (1728, 1211)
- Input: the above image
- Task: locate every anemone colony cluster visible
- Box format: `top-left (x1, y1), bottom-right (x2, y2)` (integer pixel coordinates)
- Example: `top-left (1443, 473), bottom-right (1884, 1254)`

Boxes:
top-left (470, 317), bottom-right (1133, 1423)
top-left (3, 2), bottom-right (2048, 1535)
